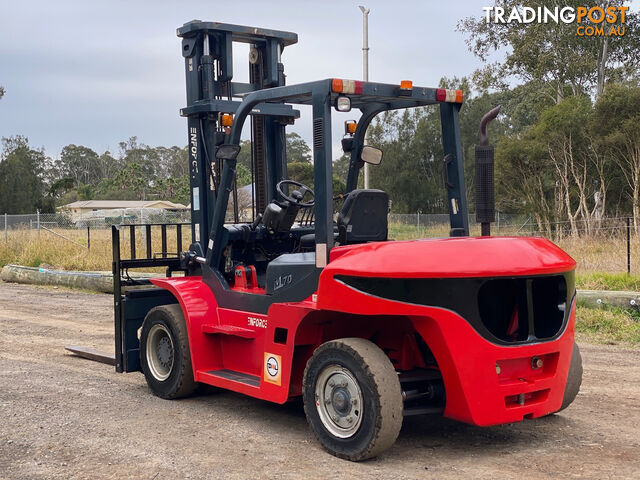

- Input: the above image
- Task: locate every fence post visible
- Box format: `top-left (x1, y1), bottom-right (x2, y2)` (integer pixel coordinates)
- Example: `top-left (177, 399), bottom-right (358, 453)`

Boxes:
top-left (627, 217), bottom-right (631, 275)
top-left (4, 213), bottom-right (7, 242)
top-left (37, 209), bottom-right (40, 237)
top-left (87, 224), bottom-right (91, 251)
top-left (496, 211), bottom-right (500, 235)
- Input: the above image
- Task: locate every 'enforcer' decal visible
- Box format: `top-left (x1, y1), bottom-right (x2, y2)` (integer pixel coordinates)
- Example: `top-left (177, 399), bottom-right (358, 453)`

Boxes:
top-left (248, 316), bottom-right (267, 329)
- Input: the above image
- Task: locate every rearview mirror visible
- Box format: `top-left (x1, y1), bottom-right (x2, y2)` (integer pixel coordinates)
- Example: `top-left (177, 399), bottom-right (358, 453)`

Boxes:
top-left (361, 146), bottom-right (383, 165)
top-left (216, 144), bottom-right (241, 160)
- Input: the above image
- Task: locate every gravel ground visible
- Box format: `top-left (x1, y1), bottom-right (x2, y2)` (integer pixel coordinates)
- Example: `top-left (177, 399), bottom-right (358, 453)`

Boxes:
top-left (1, 281), bottom-right (639, 479)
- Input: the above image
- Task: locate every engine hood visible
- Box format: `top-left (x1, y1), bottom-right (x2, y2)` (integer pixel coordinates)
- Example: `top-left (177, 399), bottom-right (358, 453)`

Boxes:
top-left (323, 236), bottom-right (575, 279)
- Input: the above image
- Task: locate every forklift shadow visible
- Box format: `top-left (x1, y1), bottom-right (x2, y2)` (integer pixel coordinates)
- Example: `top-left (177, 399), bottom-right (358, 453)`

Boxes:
top-left (189, 387), bottom-right (308, 424)
top-left (181, 385), bottom-right (578, 457)
top-left (397, 411), bottom-right (577, 453)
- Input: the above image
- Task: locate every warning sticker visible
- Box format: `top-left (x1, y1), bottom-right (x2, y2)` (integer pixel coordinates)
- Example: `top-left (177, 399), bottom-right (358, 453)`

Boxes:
top-left (264, 353), bottom-right (282, 386)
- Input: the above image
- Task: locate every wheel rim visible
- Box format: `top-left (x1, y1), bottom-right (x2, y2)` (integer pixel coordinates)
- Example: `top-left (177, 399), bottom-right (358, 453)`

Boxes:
top-left (146, 324), bottom-right (174, 381)
top-left (315, 365), bottom-right (364, 438)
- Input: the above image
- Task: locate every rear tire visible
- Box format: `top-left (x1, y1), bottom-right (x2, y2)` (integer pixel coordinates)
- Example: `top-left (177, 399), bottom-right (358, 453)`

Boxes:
top-left (303, 338), bottom-right (403, 461)
top-left (140, 304), bottom-right (196, 399)
top-left (558, 342), bottom-right (583, 412)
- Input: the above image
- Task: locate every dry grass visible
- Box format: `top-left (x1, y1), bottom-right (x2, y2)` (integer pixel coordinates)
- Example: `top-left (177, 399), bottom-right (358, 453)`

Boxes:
top-left (3, 224), bottom-right (640, 345)
top-left (0, 226), bottom-right (189, 271)
top-left (389, 222), bottom-right (640, 278)
top-left (0, 222), bottom-right (638, 281)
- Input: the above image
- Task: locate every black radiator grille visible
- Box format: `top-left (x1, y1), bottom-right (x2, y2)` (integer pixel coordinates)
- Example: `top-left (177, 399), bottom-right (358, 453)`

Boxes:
top-left (334, 273), bottom-right (573, 346)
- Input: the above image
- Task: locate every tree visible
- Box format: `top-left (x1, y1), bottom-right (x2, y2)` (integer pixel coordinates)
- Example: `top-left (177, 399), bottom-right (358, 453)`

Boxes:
top-left (152, 176), bottom-right (190, 205)
top-left (367, 107), bottom-right (449, 213)
top-left (285, 132), bottom-right (312, 163)
top-left (535, 96), bottom-right (598, 235)
top-left (235, 162), bottom-right (252, 187)
top-left (109, 162), bottom-right (147, 200)
top-left (333, 153), bottom-right (350, 183)
top-left (119, 137), bottom-right (160, 180)
top-left (495, 132), bottom-right (556, 231)
top-left (156, 146), bottom-right (188, 178)
top-left (98, 150), bottom-right (120, 180)
top-left (236, 139), bottom-right (253, 171)
top-left (58, 144), bottom-right (102, 186)
top-left (591, 84), bottom-right (640, 227)
top-left (0, 136), bottom-right (54, 213)
top-left (287, 161), bottom-right (314, 187)
top-left (49, 177), bottom-right (76, 198)
top-left (458, 0), bottom-right (640, 100)
top-left (0, 86), bottom-right (4, 100)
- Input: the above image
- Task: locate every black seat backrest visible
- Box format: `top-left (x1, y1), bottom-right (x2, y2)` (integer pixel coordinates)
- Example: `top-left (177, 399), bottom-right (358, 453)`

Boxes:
top-left (337, 189), bottom-right (389, 244)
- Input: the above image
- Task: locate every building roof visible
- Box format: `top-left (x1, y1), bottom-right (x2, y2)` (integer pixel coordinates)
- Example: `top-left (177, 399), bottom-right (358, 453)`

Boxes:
top-left (58, 200), bottom-right (188, 210)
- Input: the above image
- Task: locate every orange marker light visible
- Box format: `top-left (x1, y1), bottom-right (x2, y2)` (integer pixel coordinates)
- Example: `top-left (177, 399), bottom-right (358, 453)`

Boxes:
top-left (400, 80), bottom-right (413, 90)
top-left (455, 90), bottom-right (463, 103)
top-left (221, 114), bottom-right (233, 127)
top-left (345, 120), bottom-right (357, 135)
top-left (332, 79), bottom-right (343, 93)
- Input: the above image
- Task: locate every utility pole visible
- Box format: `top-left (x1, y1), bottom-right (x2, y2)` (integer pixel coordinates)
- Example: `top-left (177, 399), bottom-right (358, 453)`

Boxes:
top-left (359, 5), bottom-right (370, 189)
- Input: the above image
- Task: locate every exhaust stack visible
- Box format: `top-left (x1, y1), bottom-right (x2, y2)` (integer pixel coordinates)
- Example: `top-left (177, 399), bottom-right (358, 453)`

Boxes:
top-left (475, 106), bottom-right (501, 236)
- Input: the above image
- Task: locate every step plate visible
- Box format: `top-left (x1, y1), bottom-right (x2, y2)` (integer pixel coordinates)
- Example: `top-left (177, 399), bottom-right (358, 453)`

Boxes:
top-left (206, 369), bottom-right (260, 387)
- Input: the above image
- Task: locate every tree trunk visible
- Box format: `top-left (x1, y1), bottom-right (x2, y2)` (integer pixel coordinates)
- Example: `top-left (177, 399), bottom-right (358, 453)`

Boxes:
top-left (596, 36), bottom-right (609, 99)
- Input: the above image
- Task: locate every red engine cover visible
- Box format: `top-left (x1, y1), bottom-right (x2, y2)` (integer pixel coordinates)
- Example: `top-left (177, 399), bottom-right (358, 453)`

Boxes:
top-left (325, 236), bottom-right (575, 279)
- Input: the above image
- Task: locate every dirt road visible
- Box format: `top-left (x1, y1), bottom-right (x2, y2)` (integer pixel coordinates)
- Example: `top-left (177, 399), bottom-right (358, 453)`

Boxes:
top-left (1, 282), bottom-right (639, 479)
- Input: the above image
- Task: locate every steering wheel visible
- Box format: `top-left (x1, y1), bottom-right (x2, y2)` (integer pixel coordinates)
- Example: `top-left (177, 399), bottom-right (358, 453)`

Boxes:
top-left (276, 180), bottom-right (315, 208)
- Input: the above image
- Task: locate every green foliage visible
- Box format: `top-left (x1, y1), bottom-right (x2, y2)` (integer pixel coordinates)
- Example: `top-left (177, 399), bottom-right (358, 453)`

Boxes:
top-left (286, 132), bottom-right (311, 163)
top-left (236, 140), bottom-right (253, 172)
top-left (288, 161), bottom-right (314, 186)
top-left (151, 175), bottom-right (190, 205)
top-left (576, 305), bottom-right (640, 344)
top-left (49, 177), bottom-right (75, 197)
top-left (591, 83), bottom-right (640, 208)
top-left (236, 163), bottom-right (252, 188)
top-left (368, 108), bottom-right (446, 213)
top-left (333, 153), bottom-right (350, 182)
top-left (0, 136), bottom-right (54, 213)
top-left (576, 272), bottom-right (640, 292)
top-left (57, 144), bottom-right (101, 186)
top-left (458, 0), bottom-right (640, 99)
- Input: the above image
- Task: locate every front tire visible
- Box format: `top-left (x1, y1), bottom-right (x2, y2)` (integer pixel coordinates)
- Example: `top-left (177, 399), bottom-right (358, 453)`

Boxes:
top-left (139, 304), bottom-right (196, 399)
top-left (303, 338), bottom-right (403, 461)
top-left (558, 342), bottom-right (583, 412)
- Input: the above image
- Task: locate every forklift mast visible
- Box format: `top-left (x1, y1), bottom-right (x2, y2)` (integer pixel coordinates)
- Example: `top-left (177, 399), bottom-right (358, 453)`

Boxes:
top-left (177, 20), bottom-right (299, 258)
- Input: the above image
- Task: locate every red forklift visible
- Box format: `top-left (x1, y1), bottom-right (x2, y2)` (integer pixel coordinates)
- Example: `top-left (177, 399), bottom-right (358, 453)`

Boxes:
top-left (111, 21), bottom-right (582, 461)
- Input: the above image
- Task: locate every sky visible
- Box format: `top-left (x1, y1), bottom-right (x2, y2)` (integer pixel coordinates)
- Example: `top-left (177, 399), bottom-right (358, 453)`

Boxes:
top-left (0, 0), bottom-right (486, 159)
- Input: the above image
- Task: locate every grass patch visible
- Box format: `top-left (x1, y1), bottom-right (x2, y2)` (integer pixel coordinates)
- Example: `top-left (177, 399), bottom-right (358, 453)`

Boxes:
top-left (1, 223), bottom-right (638, 280)
top-left (576, 305), bottom-right (640, 345)
top-left (576, 272), bottom-right (640, 292)
top-left (0, 227), bottom-right (184, 272)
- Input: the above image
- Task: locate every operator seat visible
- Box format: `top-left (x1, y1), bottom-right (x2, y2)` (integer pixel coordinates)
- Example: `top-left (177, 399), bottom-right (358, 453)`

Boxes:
top-left (337, 189), bottom-right (389, 244)
top-left (299, 189), bottom-right (388, 248)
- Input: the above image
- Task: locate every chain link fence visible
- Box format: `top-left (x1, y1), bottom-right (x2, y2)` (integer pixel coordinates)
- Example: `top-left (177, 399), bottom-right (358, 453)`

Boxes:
top-left (0, 209), bottom-right (190, 231)
top-left (1, 210), bottom-right (638, 274)
top-left (387, 213), bottom-right (637, 274)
